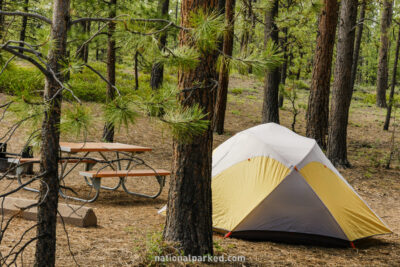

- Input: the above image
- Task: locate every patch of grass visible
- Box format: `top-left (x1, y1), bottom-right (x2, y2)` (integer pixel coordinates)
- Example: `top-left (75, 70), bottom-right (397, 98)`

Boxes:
top-left (231, 109), bottom-right (241, 115)
top-left (0, 64), bottom-right (44, 97)
top-left (246, 95), bottom-right (257, 100)
top-left (230, 88), bottom-right (243, 95)
top-left (142, 231), bottom-right (183, 266)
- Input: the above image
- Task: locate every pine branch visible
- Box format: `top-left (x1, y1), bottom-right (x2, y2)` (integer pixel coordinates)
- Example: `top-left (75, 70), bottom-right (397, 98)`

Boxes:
top-left (0, 45), bottom-right (48, 75)
top-left (0, 11), bottom-right (51, 24)
top-left (0, 55), bottom-right (16, 76)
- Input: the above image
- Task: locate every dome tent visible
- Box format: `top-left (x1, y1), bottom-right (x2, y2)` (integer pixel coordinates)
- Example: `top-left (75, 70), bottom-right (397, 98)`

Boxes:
top-left (159, 123), bottom-right (391, 245)
top-left (211, 123), bottom-right (390, 244)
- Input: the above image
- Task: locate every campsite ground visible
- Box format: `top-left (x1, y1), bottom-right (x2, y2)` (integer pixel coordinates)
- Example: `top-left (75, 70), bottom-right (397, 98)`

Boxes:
top-left (0, 74), bottom-right (399, 266)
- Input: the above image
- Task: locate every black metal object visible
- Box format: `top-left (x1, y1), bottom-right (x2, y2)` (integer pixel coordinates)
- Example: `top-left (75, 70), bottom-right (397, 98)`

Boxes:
top-left (21, 146), bottom-right (34, 174)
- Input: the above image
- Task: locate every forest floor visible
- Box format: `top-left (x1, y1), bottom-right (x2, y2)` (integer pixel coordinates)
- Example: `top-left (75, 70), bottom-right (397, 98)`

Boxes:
top-left (0, 74), bottom-right (399, 266)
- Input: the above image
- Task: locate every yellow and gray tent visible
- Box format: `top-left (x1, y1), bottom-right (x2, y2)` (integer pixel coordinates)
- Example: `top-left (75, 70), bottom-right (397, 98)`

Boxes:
top-left (159, 123), bottom-right (391, 243)
top-left (211, 123), bottom-right (391, 242)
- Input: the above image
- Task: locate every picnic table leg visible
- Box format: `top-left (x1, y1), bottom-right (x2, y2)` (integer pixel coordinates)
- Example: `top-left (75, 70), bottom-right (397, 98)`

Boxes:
top-left (59, 177), bottom-right (101, 203)
top-left (121, 175), bottom-right (165, 199)
top-left (16, 163), bottom-right (39, 193)
top-left (84, 151), bottom-right (122, 191)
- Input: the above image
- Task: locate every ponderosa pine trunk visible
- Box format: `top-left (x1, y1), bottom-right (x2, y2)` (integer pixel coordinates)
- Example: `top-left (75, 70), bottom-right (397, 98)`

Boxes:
top-left (213, 0), bottom-right (235, 135)
top-left (327, 0), bottom-right (358, 168)
top-left (18, 0), bottom-right (29, 54)
top-left (350, 0), bottom-right (366, 91)
top-left (384, 26), bottom-right (400, 130)
top-left (102, 0), bottom-right (117, 142)
top-left (262, 0), bottom-right (280, 123)
top-left (35, 0), bottom-right (70, 266)
top-left (376, 0), bottom-right (393, 108)
top-left (150, 0), bottom-right (169, 90)
top-left (306, 0), bottom-right (339, 149)
top-left (163, 0), bottom-right (219, 256)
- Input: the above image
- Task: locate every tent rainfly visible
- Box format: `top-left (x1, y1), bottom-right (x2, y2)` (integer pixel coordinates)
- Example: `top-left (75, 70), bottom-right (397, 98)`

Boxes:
top-left (159, 123), bottom-right (391, 245)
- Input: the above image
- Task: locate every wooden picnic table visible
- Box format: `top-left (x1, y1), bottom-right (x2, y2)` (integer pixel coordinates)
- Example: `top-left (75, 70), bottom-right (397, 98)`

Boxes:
top-left (13, 142), bottom-right (170, 203)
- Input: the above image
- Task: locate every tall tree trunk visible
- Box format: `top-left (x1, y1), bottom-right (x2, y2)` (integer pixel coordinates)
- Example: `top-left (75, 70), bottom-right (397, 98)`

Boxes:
top-left (350, 0), bottom-right (366, 91)
top-left (327, 0), bottom-right (358, 168)
top-left (376, 0), bottom-right (393, 108)
top-left (35, 0), bottom-right (70, 265)
top-left (384, 26), bottom-right (400, 130)
top-left (102, 0), bottom-right (117, 142)
top-left (306, 0), bottom-right (339, 149)
top-left (18, 0), bottom-right (29, 54)
top-left (150, 0), bottom-right (170, 90)
top-left (213, 0), bottom-right (236, 135)
top-left (163, 0), bottom-right (219, 256)
top-left (262, 0), bottom-right (280, 123)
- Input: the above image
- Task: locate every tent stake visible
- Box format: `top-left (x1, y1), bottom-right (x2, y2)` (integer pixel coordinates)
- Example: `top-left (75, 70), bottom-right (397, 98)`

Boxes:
top-left (224, 231), bottom-right (232, 238)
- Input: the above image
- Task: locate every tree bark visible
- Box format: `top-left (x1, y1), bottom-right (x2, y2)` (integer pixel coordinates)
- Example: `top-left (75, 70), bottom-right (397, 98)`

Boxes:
top-left (306, 0), bottom-right (339, 149)
top-left (262, 0), bottom-right (280, 124)
top-left (102, 0), bottom-right (117, 142)
top-left (213, 0), bottom-right (236, 135)
top-left (163, 0), bottom-right (219, 256)
top-left (18, 0), bottom-right (29, 54)
top-left (327, 0), bottom-right (358, 168)
top-left (35, 0), bottom-right (70, 266)
top-left (350, 0), bottom-right (366, 91)
top-left (150, 0), bottom-right (170, 90)
top-left (376, 0), bottom-right (393, 108)
top-left (384, 26), bottom-right (400, 130)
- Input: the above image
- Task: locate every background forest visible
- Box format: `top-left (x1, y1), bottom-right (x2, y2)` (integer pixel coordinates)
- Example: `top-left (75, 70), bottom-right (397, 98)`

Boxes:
top-left (0, 0), bottom-right (399, 266)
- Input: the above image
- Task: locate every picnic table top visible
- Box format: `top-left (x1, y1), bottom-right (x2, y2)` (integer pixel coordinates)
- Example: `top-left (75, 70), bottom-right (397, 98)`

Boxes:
top-left (59, 142), bottom-right (152, 153)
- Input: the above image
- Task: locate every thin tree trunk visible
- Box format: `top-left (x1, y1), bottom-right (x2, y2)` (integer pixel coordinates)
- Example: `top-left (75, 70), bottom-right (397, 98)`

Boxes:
top-left (35, 0), bottom-right (70, 265)
top-left (76, 20), bottom-right (90, 63)
top-left (134, 51), bottom-right (139, 90)
top-left (213, 0), bottom-right (236, 134)
top-left (163, 0), bottom-right (219, 256)
top-left (18, 0), bottom-right (29, 54)
top-left (150, 0), bottom-right (169, 90)
top-left (279, 26), bottom-right (289, 108)
top-left (0, 0), bottom-right (4, 39)
top-left (376, 0), bottom-right (393, 108)
top-left (327, 0), bottom-right (358, 168)
top-left (262, 0), bottom-right (280, 124)
top-left (102, 0), bottom-right (117, 142)
top-left (306, 0), bottom-right (339, 149)
top-left (96, 22), bottom-right (100, 61)
top-left (350, 0), bottom-right (366, 91)
top-left (384, 26), bottom-right (400, 130)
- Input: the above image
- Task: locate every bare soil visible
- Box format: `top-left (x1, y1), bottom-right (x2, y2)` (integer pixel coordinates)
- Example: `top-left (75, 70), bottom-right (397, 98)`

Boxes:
top-left (0, 74), bottom-right (399, 266)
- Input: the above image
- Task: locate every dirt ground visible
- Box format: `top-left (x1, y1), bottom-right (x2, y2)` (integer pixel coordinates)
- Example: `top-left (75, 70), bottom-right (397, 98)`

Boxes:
top-left (0, 74), bottom-right (399, 266)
